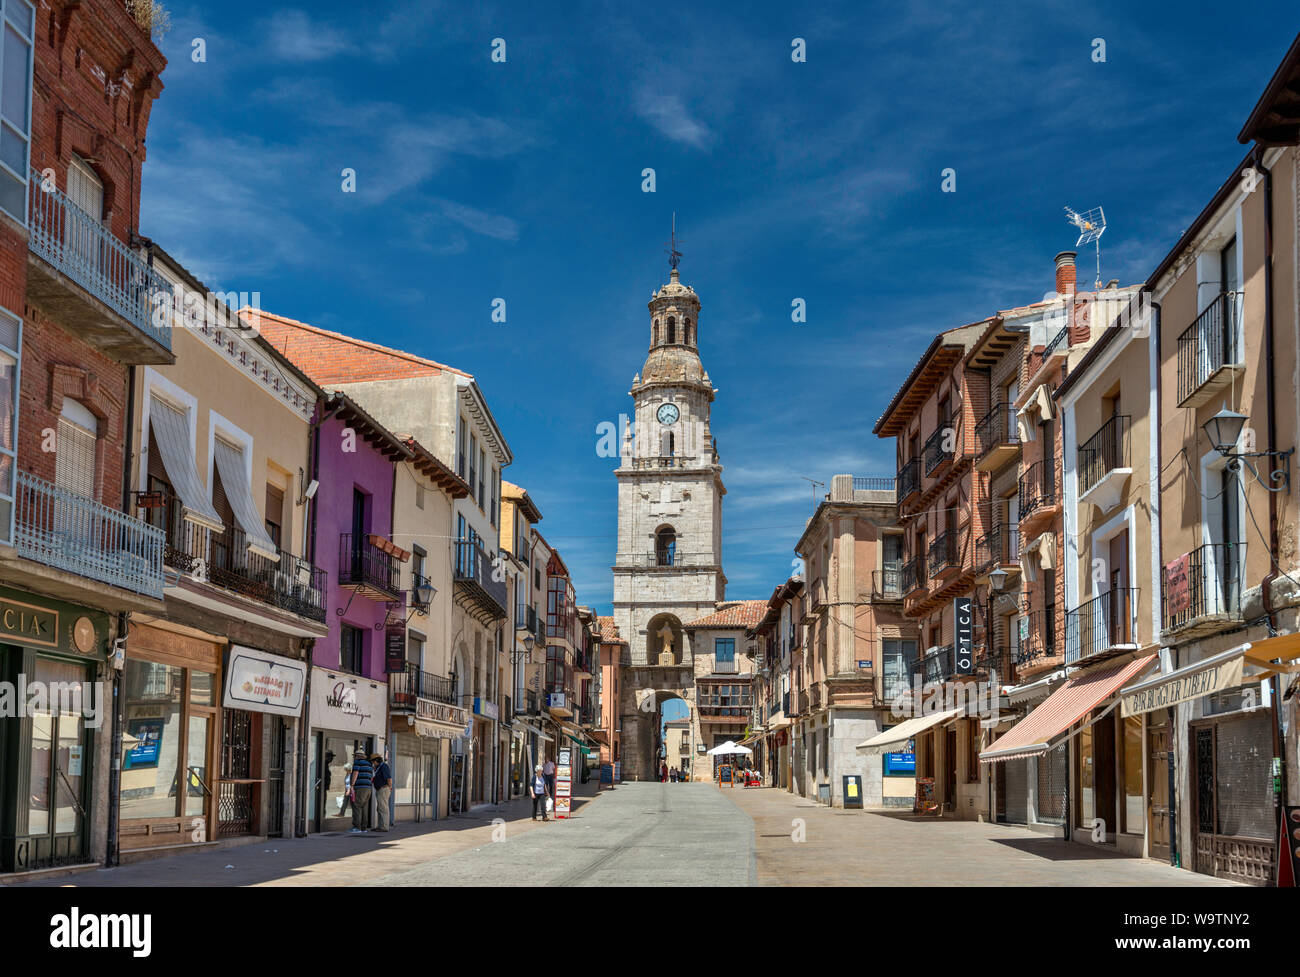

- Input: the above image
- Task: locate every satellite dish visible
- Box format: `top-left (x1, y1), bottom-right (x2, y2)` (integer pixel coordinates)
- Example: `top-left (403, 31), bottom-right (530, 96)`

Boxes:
top-left (1065, 206), bottom-right (1107, 289)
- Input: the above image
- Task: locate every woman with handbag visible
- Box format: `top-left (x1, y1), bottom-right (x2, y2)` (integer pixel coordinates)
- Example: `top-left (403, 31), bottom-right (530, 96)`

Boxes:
top-left (529, 763), bottom-right (551, 821)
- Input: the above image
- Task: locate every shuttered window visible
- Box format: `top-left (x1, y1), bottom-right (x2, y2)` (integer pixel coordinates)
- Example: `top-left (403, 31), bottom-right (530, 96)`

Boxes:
top-left (55, 399), bottom-right (97, 498)
top-left (265, 484), bottom-right (284, 549)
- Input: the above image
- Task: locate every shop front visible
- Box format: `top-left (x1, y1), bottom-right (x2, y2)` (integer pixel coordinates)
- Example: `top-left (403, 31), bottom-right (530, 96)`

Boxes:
top-left (1120, 638), bottom-right (1300, 885)
top-left (117, 621), bottom-right (222, 856)
top-left (219, 646), bottom-right (306, 839)
top-left (0, 588), bottom-right (112, 875)
top-left (307, 667), bottom-right (388, 832)
top-left (390, 697), bottom-right (468, 822)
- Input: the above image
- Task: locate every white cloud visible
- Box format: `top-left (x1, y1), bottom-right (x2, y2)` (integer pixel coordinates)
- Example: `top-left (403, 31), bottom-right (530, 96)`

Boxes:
top-left (634, 91), bottom-right (711, 149)
top-left (263, 10), bottom-right (352, 63)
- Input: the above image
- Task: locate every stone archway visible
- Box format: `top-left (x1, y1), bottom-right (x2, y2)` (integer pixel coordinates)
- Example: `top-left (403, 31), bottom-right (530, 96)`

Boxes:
top-left (620, 666), bottom-right (694, 782)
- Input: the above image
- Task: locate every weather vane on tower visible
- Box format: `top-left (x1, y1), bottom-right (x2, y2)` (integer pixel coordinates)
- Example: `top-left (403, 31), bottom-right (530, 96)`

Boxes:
top-left (665, 212), bottom-right (683, 271)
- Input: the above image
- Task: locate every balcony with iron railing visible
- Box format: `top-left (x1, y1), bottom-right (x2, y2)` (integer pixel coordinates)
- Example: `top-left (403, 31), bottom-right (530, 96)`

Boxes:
top-left (1177, 292), bottom-right (1244, 408)
top-left (1065, 588), bottom-right (1138, 664)
top-left (974, 403), bottom-right (1020, 472)
top-left (897, 457), bottom-right (921, 501)
top-left (13, 471), bottom-right (166, 600)
top-left (872, 562), bottom-right (904, 600)
top-left (1025, 323), bottom-right (1070, 381)
top-left (1161, 542), bottom-right (1246, 638)
top-left (1018, 453), bottom-right (1058, 529)
top-left (1014, 609), bottom-right (1059, 672)
top-left (900, 556), bottom-right (925, 596)
top-left (913, 645), bottom-right (955, 685)
top-left (619, 550), bottom-right (714, 568)
top-left (976, 645), bottom-right (1013, 684)
top-left (148, 494), bottom-right (326, 620)
top-left (26, 170), bottom-right (173, 363)
top-left (851, 476), bottom-right (896, 493)
top-left (927, 529), bottom-right (963, 579)
top-left (339, 533), bottom-right (402, 600)
top-left (453, 538), bottom-right (508, 621)
top-left (1078, 414), bottom-right (1131, 505)
top-left (975, 525), bottom-right (1019, 574)
top-left (923, 422), bottom-right (954, 476)
top-left (389, 663), bottom-right (457, 712)
top-left (516, 689), bottom-right (541, 716)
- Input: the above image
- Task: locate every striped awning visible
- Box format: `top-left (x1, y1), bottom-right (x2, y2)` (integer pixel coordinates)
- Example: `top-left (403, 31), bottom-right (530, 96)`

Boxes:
top-left (857, 706), bottom-right (963, 750)
top-left (213, 438), bottom-right (280, 560)
top-left (149, 399), bottom-right (223, 531)
top-left (981, 655), bottom-right (1156, 763)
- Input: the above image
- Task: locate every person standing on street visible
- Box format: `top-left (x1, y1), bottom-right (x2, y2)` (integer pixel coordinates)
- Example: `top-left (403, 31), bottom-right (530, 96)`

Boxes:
top-left (348, 748), bottom-right (374, 833)
top-left (529, 763), bottom-right (551, 821)
top-left (542, 756), bottom-right (556, 799)
top-left (371, 753), bottom-right (393, 832)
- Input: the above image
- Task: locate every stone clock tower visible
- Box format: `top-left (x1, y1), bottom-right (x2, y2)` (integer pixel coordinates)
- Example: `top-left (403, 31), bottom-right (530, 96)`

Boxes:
top-left (613, 256), bottom-right (727, 778)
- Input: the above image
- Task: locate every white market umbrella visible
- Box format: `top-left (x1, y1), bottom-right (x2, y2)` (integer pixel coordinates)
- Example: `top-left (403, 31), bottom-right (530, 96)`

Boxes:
top-left (706, 741), bottom-right (752, 756)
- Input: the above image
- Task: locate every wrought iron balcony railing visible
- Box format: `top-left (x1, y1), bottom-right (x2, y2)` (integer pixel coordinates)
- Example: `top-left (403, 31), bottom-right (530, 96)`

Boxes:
top-left (620, 550), bottom-right (714, 568)
top-left (975, 402), bottom-right (1019, 460)
top-left (1013, 609), bottom-right (1057, 668)
top-left (1018, 455), bottom-right (1057, 518)
top-left (927, 529), bottom-right (961, 576)
top-left (339, 533), bottom-right (401, 598)
top-left (1177, 292), bottom-right (1242, 406)
top-left (516, 689), bottom-right (541, 715)
top-left (976, 645), bottom-right (1013, 683)
top-left (924, 422), bottom-right (953, 475)
top-left (913, 645), bottom-right (955, 685)
top-left (1078, 415), bottom-right (1130, 496)
top-left (897, 457), bottom-right (920, 500)
top-left (15, 471), bottom-right (165, 599)
top-left (1065, 588), bottom-right (1138, 664)
top-left (27, 170), bottom-right (172, 353)
top-left (901, 556), bottom-right (925, 595)
top-left (975, 525), bottom-right (1017, 572)
top-left (1161, 542), bottom-right (1246, 633)
top-left (873, 562), bottom-right (904, 599)
top-left (389, 663), bottom-right (457, 710)
top-left (852, 476), bottom-right (896, 493)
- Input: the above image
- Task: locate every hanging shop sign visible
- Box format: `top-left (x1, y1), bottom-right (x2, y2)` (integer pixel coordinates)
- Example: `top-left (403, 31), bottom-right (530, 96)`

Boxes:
top-left (0, 586), bottom-right (109, 656)
top-left (1119, 652), bottom-right (1245, 717)
top-left (309, 668), bottom-right (387, 736)
top-left (222, 647), bottom-right (306, 717)
top-left (953, 596), bottom-right (974, 675)
top-left (385, 625), bottom-right (407, 674)
top-left (1164, 553), bottom-right (1192, 618)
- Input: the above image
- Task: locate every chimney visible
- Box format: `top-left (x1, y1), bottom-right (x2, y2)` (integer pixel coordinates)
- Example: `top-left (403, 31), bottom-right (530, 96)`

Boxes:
top-left (1054, 251), bottom-right (1077, 296)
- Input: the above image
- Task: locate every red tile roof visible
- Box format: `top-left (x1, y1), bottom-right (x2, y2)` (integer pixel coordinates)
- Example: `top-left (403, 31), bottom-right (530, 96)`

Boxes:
top-left (241, 308), bottom-right (471, 386)
top-left (596, 616), bottom-right (626, 645)
top-left (683, 600), bottom-right (769, 630)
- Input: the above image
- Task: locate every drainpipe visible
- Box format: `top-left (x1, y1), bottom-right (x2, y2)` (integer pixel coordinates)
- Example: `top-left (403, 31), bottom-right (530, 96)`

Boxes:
top-left (1252, 148), bottom-right (1291, 878)
top-left (107, 364), bottom-right (140, 867)
top-left (296, 402), bottom-right (324, 836)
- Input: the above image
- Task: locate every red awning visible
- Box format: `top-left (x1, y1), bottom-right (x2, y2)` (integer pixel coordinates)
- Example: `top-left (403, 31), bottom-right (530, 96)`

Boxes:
top-left (980, 655), bottom-right (1156, 763)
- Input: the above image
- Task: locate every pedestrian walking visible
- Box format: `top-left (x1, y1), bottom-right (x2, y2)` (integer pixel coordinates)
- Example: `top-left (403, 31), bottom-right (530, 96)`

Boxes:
top-left (348, 748), bottom-right (374, 833)
top-left (660, 761), bottom-right (668, 783)
top-left (529, 763), bottom-right (551, 821)
top-left (542, 756), bottom-right (556, 798)
top-left (371, 752), bottom-right (392, 832)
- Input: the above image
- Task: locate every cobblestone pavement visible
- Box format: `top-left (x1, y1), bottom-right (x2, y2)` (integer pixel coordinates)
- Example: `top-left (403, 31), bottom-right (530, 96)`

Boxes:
top-left (16, 782), bottom-right (1244, 886)
top-left (721, 785), bottom-right (1239, 886)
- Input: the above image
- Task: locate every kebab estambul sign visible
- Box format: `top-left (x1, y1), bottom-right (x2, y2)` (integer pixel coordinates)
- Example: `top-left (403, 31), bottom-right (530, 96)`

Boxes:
top-left (222, 647), bottom-right (307, 717)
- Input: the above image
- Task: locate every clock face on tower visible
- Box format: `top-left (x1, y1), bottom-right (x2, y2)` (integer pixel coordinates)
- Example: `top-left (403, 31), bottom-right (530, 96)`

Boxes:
top-left (656, 403), bottom-right (680, 425)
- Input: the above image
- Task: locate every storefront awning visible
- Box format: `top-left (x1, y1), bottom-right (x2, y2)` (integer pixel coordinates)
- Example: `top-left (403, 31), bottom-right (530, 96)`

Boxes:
top-left (149, 399), bottom-right (224, 531)
top-left (213, 438), bottom-right (281, 559)
top-left (856, 706), bottom-right (963, 751)
top-left (1120, 634), bottom-right (1300, 716)
top-left (1006, 669), bottom-right (1066, 705)
top-left (515, 720), bottom-right (553, 742)
top-left (981, 655), bottom-right (1155, 763)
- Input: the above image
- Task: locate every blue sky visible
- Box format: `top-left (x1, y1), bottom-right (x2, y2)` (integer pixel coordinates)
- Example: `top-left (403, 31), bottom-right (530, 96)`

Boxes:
top-left (141, 1), bottom-right (1298, 614)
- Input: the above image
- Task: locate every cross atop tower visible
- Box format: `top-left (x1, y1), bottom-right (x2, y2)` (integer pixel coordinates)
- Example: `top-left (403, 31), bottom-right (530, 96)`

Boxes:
top-left (665, 212), bottom-right (683, 271)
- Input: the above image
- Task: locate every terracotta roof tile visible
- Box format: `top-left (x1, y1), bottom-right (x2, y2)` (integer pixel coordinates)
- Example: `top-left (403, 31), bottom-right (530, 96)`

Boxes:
top-left (596, 616), bottom-right (626, 645)
top-left (682, 600), bottom-right (769, 630)
top-left (241, 308), bottom-right (471, 386)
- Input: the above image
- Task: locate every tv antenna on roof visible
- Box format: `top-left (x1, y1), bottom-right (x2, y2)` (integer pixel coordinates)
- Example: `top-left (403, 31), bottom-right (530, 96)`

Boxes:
top-left (1065, 206), bottom-right (1106, 290)
top-left (665, 213), bottom-right (683, 271)
top-left (799, 475), bottom-right (825, 506)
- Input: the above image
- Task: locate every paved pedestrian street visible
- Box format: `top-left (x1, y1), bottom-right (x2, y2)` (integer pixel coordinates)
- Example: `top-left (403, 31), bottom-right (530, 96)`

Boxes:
top-left (22, 783), bottom-right (1237, 888)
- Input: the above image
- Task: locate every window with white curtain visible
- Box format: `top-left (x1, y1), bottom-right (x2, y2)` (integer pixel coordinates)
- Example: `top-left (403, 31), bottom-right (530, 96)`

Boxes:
top-left (55, 399), bottom-right (97, 499)
top-left (0, 0), bottom-right (34, 224)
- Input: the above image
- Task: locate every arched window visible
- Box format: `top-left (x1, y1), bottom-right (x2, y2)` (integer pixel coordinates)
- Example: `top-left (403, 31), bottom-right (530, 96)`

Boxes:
top-left (656, 526), bottom-right (676, 566)
top-left (685, 319), bottom-right (693, 344)
top-left (667, 316), bottom-right (676, 343)
top-left (652, 318), bottom-right (659, 345)
top-left (660, 430), bottom-right (674, 457)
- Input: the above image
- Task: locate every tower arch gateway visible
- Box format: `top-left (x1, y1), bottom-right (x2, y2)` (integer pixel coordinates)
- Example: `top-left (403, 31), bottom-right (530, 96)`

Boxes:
top-left (612, 249), bottom-right (731, 780)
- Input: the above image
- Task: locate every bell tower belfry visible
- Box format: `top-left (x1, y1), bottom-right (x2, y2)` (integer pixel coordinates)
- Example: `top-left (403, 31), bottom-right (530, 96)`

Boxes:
top-left (612, 242), bottom-right (726, 671)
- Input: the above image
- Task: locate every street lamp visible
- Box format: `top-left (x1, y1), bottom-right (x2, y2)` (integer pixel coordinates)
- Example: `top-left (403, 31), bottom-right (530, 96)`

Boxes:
top-left (1202, 406), bottom-right (1293, 493)
top-left (412, 577), bottom-right (436, 609)
top-left (988, 566), bottom-right (1008, 592)
top-left (511, 634), bottom-right (534, 665)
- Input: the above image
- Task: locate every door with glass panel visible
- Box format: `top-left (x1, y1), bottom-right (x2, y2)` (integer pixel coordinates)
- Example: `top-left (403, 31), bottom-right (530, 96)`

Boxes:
top-left (25, 656), bottom-right (93, 869)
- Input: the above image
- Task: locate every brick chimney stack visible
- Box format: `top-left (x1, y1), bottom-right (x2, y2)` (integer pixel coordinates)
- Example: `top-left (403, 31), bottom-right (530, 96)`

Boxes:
top-left (1054, 251), bottom-right (1077, 296)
